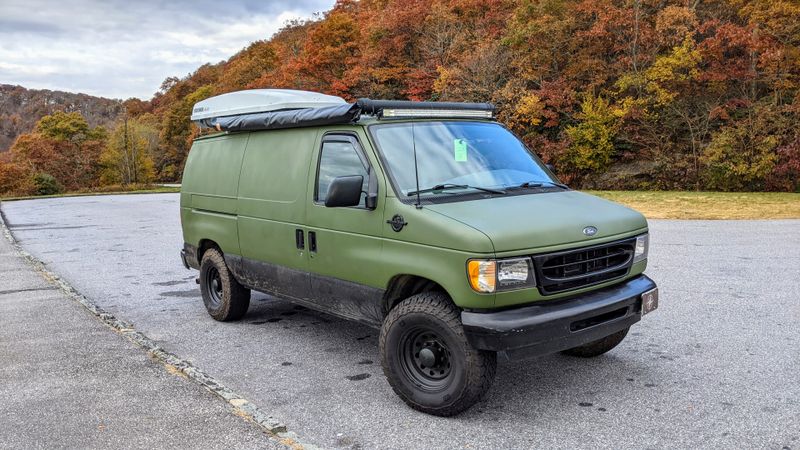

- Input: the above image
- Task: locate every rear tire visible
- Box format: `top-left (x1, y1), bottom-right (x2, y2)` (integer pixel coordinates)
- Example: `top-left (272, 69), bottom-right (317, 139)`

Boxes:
top-left (199, 248), bottom-right (250, 321)
top-left (379, 292), bottom-right (496, 416)
top-left (561, 327), bottom-right (629, 358)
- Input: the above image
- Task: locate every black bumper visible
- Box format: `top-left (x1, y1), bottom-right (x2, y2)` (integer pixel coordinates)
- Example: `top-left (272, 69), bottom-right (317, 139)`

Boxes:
top-left (462, 275), bottom-right (657, 361)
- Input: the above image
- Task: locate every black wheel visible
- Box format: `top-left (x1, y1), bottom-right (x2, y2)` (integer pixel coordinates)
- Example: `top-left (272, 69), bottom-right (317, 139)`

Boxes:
top-left (561, 327), bottom-right (629, 358)
top-left (379, 292), bottom-right (496, 416)
top-left (199, 248), bottom-right (250, 321)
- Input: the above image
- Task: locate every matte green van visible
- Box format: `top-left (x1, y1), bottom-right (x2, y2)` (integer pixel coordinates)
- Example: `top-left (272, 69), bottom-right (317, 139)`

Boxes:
top-left (180, 91), bottom-right (659, 416)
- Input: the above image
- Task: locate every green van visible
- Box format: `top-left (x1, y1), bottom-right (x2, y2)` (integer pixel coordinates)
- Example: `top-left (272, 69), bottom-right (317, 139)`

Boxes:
top-left (180, 90), bottom-right (658, 416)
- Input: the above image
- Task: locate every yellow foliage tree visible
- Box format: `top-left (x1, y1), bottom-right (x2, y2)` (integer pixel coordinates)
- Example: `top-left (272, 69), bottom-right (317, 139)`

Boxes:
top-left (564, 95), bottom-right (626, 174)
top-left (99, 117), bottom-right (156, 186)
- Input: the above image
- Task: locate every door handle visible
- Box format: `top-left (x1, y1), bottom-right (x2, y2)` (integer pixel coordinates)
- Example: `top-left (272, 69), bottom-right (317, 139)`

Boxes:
top-left (295, 229), bottom-right (305, 249)
top-left (308, 231), bottom-right (317, 252)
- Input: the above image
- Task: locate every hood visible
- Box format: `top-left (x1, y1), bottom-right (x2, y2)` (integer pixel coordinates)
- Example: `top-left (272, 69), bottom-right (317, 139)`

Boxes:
top-left (426, 190), bottom-right (647, 253)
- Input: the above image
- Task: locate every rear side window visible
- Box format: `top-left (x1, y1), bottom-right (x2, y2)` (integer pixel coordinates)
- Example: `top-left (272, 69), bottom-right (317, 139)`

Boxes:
top-left (316, 139), bottom-right (369, 207)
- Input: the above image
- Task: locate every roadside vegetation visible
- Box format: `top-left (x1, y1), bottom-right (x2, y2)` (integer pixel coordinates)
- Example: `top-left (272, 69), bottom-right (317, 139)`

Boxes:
top-left (0, 0), bottom-right (798, 198)
top-left (0, 112), bottom-right (158, 197)
top-left (591, 191), bottom-right (800, 219)
top-left (0, 184), bottom-right (179, 201)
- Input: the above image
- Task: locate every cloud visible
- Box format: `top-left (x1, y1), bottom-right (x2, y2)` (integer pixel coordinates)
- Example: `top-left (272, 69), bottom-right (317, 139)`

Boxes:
top-left (0, 0), bottom-right (334, 99)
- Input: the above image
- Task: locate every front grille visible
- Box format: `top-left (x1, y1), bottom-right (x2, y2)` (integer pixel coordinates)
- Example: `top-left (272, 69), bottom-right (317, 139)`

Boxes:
top-left (533, 238), bottom-right (635, 294)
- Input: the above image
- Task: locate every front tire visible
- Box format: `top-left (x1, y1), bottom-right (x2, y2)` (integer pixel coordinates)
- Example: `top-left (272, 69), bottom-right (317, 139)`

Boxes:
top-left (561, 327), bottom-right (629, 357)
top-left (199, 248), bottom-right (250, 321)
top-left (379, 292), bottom-right (496, 416)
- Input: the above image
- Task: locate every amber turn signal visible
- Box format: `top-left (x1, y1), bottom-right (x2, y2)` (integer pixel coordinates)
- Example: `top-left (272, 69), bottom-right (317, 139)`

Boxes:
top-left (467, 259), bottom-right (497, 293)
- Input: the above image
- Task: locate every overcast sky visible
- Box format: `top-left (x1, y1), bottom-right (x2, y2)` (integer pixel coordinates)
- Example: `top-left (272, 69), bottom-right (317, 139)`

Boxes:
top-left (0, 0), bottom-right (335, 100)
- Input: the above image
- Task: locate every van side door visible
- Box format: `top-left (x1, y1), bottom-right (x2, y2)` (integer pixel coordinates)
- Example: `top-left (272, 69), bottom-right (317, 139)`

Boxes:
top-left (303, 131), bottom-right (386, 325)
top-left (236, 129), bottom-right (314, 301)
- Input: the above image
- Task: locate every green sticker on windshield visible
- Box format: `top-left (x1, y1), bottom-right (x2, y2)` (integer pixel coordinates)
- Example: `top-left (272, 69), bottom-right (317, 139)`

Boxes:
top-left (454, 139), bottom-right (468, 162)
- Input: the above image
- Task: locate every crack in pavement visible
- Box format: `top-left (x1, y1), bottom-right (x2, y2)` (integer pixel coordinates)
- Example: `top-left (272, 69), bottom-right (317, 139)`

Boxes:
top-left (0, 287), bottom-right (60, 296)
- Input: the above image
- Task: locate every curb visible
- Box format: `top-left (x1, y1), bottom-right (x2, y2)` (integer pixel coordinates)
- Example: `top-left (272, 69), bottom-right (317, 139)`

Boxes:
top-left (0, 204), bottom-right (318, 450)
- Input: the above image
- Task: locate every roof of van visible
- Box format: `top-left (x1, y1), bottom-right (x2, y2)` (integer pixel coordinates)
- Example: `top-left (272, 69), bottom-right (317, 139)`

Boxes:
top-left (191, 89), bottom-right (496, 133)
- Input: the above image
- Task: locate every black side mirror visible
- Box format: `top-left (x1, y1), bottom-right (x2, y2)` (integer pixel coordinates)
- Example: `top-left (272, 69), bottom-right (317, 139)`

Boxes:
top-left (545, 163), bottom-right (556, 173)
top-left (325, 175), bottom-right (364, 207)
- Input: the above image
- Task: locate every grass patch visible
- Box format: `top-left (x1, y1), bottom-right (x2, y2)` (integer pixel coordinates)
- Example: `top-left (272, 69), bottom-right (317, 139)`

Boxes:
top-left (1, 184), bottom-right (180, 201)
top-left (588, 191), bottom-right (800, 219)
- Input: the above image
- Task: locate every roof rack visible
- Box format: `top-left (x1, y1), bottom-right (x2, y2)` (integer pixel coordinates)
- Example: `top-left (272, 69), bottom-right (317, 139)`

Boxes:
top-left (192, 90), bottom-right (496, 133)
top-left (357, 99), bottom-right (495, 119)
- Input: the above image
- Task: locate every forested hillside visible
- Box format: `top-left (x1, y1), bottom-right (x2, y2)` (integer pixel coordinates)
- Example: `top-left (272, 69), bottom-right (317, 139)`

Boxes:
top-left (2, 0), bottom-right (798, 196)
top-left (0, 84), bottom-right (122, 152)
top-left (144, 0), bottom-right (800, 191)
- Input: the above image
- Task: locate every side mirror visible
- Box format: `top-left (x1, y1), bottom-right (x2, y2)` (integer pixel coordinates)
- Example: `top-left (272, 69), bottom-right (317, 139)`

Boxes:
top-left (545, 163), bottom-right (556, 173)
top-left (325, 175), bottom-right (364, 207)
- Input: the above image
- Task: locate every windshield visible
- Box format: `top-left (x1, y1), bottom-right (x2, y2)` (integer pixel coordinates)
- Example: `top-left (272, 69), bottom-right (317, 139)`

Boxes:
top-left (369, 121), bottom-right (557, 199)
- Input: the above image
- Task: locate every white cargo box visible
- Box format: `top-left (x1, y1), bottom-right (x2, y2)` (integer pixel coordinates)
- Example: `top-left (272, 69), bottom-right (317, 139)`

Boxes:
top-left (190, 89), bottom-right (347, 121)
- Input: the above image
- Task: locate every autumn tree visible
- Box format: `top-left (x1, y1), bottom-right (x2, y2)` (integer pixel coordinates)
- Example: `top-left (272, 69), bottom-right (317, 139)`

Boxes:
top-left (216, 41), bottom-right (278, 93)
top-left (99, 117), bottom-right (157, 185)
top-left (293, 7), bottom-right (360, 97)
top-left (36, 111), bottom-right (105, 143)
top-left (1, 111), bottom-right (108, 194)
top-left (0, 158), bottom-right (32, 195)
top-left (563, 95), bottom-right (625, 179)
top-left (158, 85), bottom-right (214, 179)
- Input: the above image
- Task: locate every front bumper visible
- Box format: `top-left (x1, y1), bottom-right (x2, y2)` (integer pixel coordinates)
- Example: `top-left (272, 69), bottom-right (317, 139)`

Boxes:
top-left (462, 275), bottom-right (657, 360)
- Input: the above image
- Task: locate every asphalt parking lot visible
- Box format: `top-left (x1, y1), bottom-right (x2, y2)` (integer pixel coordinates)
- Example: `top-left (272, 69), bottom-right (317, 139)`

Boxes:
top-left (2, 193), bottom-right (799, 449)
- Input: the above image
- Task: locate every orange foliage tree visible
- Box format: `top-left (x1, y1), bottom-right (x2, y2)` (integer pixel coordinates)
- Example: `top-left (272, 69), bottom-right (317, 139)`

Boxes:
top-left (0, 111), bottom-right (108, 196)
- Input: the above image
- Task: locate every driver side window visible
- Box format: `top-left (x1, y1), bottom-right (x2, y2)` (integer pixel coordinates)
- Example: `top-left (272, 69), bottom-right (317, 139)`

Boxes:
top-left (316, 139), bottom-right (369, 207)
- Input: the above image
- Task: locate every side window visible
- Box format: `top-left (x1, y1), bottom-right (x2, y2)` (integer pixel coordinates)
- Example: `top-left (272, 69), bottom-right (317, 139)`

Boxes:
top-left (316, 139), bottom-right (369, 207)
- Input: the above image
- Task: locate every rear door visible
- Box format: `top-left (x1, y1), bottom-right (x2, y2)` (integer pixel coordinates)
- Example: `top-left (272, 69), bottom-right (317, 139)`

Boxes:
top-left (303, 131), bottom-right (386, 324)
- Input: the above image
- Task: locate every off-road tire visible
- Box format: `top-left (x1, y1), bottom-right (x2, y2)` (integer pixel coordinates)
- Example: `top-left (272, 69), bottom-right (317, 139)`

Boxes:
top-left (561, 327), bottom-right (629, 358)
top-left (199, 248), bottom-right (250, 321)
top-left (379, 292), bottom-right (497, 416)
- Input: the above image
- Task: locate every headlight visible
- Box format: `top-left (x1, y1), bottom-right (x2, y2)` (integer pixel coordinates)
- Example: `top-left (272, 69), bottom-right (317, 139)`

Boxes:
top-left (633, 233), bottom-right (649, 264)
top-left (467, 257), bottom-right (535, 293)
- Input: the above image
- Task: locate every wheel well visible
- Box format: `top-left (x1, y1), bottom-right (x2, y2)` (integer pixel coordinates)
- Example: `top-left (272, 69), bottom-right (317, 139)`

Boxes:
top-left (383, 275), bottom-right (449, 315)
top-left (197, 239), bottom-right (220, 264)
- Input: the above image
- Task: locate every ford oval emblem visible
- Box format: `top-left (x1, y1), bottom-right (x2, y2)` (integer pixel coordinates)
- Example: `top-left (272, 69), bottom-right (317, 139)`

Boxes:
top-left (583, 226), bottom-right (598, 236)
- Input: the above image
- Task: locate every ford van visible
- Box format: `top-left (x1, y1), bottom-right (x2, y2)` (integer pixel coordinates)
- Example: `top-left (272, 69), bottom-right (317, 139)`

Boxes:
top-left (180, 89), bottom-right (659, 416)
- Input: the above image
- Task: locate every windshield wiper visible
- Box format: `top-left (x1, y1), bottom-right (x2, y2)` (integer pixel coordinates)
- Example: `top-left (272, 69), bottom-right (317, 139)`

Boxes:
top-left (407, 183), bottom-right (506, 196)
top-left (507, 180), bottom-right (569, 190)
